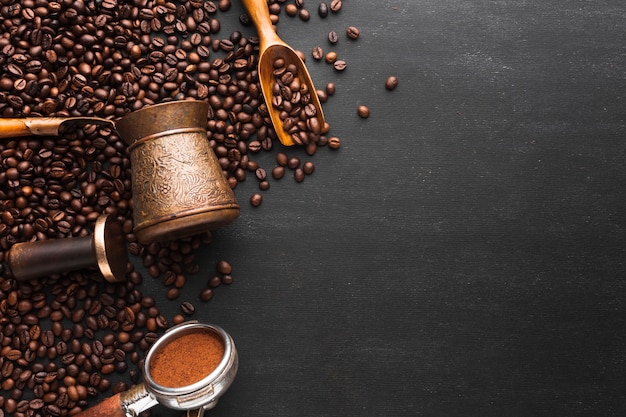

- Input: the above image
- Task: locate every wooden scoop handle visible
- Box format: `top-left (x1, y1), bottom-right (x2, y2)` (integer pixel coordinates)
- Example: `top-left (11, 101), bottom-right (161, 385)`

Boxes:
top-left (241, 0), bottom-right (283, 47)
top-left (0, 119), bottom-right (38, 138)
top-left (0, 117), bottom-right (67, 138)
top-left (73, 393), bottom-right (127, 417)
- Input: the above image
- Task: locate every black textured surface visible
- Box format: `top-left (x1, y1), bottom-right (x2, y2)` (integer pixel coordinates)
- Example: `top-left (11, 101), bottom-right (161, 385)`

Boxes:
top-left (145, 1), bottom-right (626, 416)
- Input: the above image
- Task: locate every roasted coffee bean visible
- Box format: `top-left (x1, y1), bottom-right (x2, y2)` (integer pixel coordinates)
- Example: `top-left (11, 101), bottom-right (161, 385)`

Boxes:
top-left (288, 157), bottom-right (301, 170)
top-left (199, 288), bottom-right (214, 302)
top-left (250, 193), bottom-right (263, 207)
top-left (294, 168), bottom-right (305, 182)
top-left (312, 46), bottom-right (324, 60)
top-left (328, 136), bottom-right (342, 149)
top-left (333, 59), bottom-right (347, 71)
top-left (385, 75), bottom-right (399, 90)
top-left (358, 105), bottom-right (370, 118)
top-left (328, 31), bottom-right (339, 44)
top-left (285, 3), bottom-right (298, 16)
top-left (299, 9), bottom-right (311, 21)
top-left (180, 301), bottom-right (195, 315)
top-left (318, 2), bottom-right (329, 17)
top-left (303, 161), bottom-right (315, 174)
top-left (346, 26), bottom-right (360, 40)
top-left (330, 0), bottom-right (342, 12)
top-left (217, 260), bottom-right (233, 275)
top-left (272, 166), bottom-right (286, 179)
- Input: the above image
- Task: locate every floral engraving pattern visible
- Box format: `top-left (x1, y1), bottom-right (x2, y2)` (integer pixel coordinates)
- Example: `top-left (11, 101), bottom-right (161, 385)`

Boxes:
top-left (130, 132), bottom-right (237, 224)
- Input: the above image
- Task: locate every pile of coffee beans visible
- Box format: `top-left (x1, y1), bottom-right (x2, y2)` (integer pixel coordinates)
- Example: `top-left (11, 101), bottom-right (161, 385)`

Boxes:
top-left (0, 0), bottom-right (397, 415)
top-left (270, 57), bottom-right (323, 146)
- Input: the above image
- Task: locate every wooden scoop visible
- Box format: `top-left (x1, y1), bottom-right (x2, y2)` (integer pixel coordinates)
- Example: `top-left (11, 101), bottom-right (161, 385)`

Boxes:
top-left (242, 0), bottom-right (325, 146)
top-left (0, 116), bottom-right (115, 139)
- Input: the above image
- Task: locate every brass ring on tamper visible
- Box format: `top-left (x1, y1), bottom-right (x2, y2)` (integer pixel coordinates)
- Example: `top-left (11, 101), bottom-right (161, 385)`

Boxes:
top-left (94, 214), bottom-right (128, 283)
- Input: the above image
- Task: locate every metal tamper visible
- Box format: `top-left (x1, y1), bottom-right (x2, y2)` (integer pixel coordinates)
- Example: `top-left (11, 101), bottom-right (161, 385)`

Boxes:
top-left (6, 214), bottom-right (128, 282)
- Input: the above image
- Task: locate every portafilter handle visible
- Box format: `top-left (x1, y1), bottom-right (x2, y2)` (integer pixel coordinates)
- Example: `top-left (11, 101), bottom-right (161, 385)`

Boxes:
top-left (72, 383), bottom-right (159, 417)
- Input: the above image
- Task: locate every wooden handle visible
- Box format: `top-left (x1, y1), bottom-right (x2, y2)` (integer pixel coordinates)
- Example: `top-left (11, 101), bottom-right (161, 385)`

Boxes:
top-left (6, 236), bottom-right (95, 281)
top-left (73, 393), bottom-right (127, 417)
top-left (0, 118), bottom-right (67, 138)
top-left (0, 119), bottom-right (34, 138)
top-left (240, 0), bottom-right (282, 48)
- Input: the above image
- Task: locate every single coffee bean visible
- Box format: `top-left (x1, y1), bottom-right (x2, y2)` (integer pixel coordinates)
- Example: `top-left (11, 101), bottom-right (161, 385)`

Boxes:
top-left (250, 193), bottom-right (263, 207)
top-left (180, 301), bottom-right (195, 315)
top-left (318, 2), bottom-right (329, 17)
top-left (328, 136), bottom-right (342, 149)
top-left (328, 31), bottom-right (339, 44)
top-left (255, 168), bottom-right (267, 181)
top-left (330, 0), bottom-right (342, 12)
top-left (287, 157), bottom-right (301, 169)
top-left (346, 26), bottom-right (360, 40)
top-left (294, 168), bottom-right (305, 183)
top-left (303, 161), bottom-right (315, 174)
top-left (285, 4), bottom-right (298, 16)
top-left (217, 260), bottom-right (233, 275)
top-left (272, 166), bottom-right (286, 179)
top-left (312, 46), bottom-right (323, 60)
top-left (199, 288), bottom-right (214, 302)
top-left (299, 9), bottom-right (310, 21)
top-left (166, 288), bottom-right (180, 300)
top-left (385, 75), bottom-right (399, 90)
top-left (357, 105), bottom-right (370, 118)
top-left (333, 59), bottom-right (347, 71)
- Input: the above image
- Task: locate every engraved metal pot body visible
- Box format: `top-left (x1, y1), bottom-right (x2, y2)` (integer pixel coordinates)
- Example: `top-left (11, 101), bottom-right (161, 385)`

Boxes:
top-left (116, 101), bottom-right (239, 244)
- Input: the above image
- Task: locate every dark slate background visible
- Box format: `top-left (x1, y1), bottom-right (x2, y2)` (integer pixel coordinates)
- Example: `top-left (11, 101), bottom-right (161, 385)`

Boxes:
top-left (140, 1), bottom-right (626, 416)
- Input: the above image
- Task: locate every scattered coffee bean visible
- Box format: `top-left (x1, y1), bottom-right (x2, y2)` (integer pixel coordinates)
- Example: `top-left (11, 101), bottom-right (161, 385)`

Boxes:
top-left (250, 193), bottom-right (263, 207)
top-left (294, 168), bottom-right (306, 182)
top-left (346, 26), bottom-right (361, 40)
top-left (277, 153), bottom-right (289, 166)
top-left (203, 275), bottom-right (219, 290)
top-left (180, 301), bottom-right (195, 315)
top-left (303, 161), bottom-right (315, 174)
top-left (385, 75), bottom-right (399, 90)
top-left (333, 59), bottom-right (348, 71)
top-left (312, 46), bottom-right (324, 60)
top-left (328, 137), bottom-right (342, 149)
top-left (217, 260), bottom-right (233, 275)
top-left (285, 4), bottom-right (298, 16)
top-left (272, 166), bottom-right (286, 179)
top-left (299, 9), bottom-right (311, 21)
top-left (199, 288), bottom-right (214, 302)
top-left (328, 31), bottom-right (339, 44)
top-left (318, 2), bottom-right (329, 17)
top-left (358, 105), bottom-right (371, 118)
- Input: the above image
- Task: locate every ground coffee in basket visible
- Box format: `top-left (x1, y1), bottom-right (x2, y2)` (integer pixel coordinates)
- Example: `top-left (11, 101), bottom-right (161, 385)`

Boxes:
top-left (148, 331), bottom-right (225, 388)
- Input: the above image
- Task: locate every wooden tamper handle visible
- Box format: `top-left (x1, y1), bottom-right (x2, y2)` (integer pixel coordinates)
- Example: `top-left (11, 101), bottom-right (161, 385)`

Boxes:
top-left (6, 214), bottom-right (128, 282)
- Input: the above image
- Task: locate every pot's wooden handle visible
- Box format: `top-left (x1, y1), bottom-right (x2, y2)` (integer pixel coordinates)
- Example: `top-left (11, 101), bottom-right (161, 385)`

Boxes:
top-left (241, 0), bottom-right (281, 46)
top-left (73, 393), bottom-right (127, 417)
top-left (0, 119), bottom-right (34, 138)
